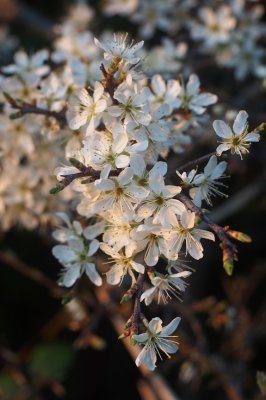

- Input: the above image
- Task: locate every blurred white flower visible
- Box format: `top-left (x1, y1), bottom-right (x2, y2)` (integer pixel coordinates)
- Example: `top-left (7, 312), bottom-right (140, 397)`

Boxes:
top-left (178, 74), bottom-right (217, 115)
top-left (94, 34), bottom-right (144, 64)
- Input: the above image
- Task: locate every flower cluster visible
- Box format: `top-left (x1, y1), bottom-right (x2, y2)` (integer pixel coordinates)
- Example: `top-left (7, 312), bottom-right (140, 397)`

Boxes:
top-left (49, 33), bottom-right (261, 370)
top-left (0, 1), bottom-right (264, 372)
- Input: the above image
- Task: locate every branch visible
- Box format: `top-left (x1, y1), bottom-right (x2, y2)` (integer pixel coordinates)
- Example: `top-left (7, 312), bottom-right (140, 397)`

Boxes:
top-left (3, 92), bottom-right (67, 126)
top-left (131, 273), bottom-right (145, 334)
top-left (177, 192), bottom-right (238, 275)
top-left (50, 158), bottom-right (120, 194)
top-left (51, 167), bottom-right (101, 194)
top-left (0, 251), bottom-right (66, 297)
top-left (176, 152), bottom-right (217, 173)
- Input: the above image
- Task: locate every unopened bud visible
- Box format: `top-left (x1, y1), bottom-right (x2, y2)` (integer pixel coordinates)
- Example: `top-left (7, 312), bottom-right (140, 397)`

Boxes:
top-left (120, 293), bottom-right (132, 304)
top-left (224, 226), bottom-right (252, 243)
top-left (69, 157), bottom-right (86, 172)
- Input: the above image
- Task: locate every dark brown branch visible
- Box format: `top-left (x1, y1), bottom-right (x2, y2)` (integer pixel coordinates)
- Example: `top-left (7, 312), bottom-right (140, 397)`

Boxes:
top-left (0, 251), bottom-right (66, 297)
top-left (177, 192), bottom-right (238, 275)
top-left (131, 273), bottom-right (145, 334)
top-left (177, 152), bottom-right (217, 173)
top-left (100, 62), bottom-right (121, 103)
top-left (50, 159), bottom-right (120, 194)
top-left (3, 92), bottom-right (67, 126)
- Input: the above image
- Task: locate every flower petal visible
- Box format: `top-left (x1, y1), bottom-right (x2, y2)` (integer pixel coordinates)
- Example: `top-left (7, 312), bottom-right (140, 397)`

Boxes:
top-left (213, 120), bottom-right (233, 139)
top-left (233, 110), bottom-right (248, 136)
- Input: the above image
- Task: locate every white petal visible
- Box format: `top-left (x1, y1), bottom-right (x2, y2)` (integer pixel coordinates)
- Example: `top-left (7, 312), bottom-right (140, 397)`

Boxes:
top-left (181, 211), bottom-right (195, 229)
top-left (140, 287), bottom-right (157, 305)
top-left (52, 245), bottom-right (76, 263)
top-left (186, 74), bottom-right (200, 96)
top-left (216, 142), bottom-right (232, 156)
top-left (233, 110), bottom-right (248, 136)
top-left (145, 242), bottom-right (159, 266)
top-left (55, 212), bottom-right (71, 227)
top-left (132, 332), bottom-right (148, 343)
top-left (192, 93), bottom-right (217, 106)
top-left (87, 239), bottom-right (99, 256)
top-left (158, 339), bottom-right (179, 354)
top-left (193, 229), bottom-right (215, 241)
top-left (108, 105), bottom-right (123, 117)
top-left (160, 317), bottom-right (181, 336)
top-left (149, 317), bottom-right (163, 334)
top-left (100, 243), bottom-right (117, 257)
top-left (61, 265), bottom-right (81, 287)
top-left (95, 99), bottom-right (107, 113)
top-left (83, 222), bottom-right (105, 240)
top-left (126, 184), bottom-right (149, 199)
top-left (95, 178), bottom-right (115, 191)
top-left (211, 161), bottom-right (227, 179)
top-left (112, 133), bottom-right (128, 153)
top-left (115, 154), bottom-right (130, 168)
top-left (85, 263), bottom-right (102, 286)
top-left (213, 120), bottom-right (233, 139)
top-left (149, 161), bottom-right (167, 177)
top-left (151, 74), bottom-right (166, 95)
top-left (244, 132), bottom-right (260, 142)
top-left (131, 261), bottom-right (145, 274)
top-left (130, 154), bottom-right (146, 177)
top-left (93, 82), bottom-right (104, 102)
top-left (106, 264), bottom-right (124, 285)
top-left (162, 185), bottom-right (181, 198)
top-left (135, 345), bottom-right (157, 371)
top-left (204, 155), bottom-right (217, 176)
top-left (137, 203), bottom-right (157, 219)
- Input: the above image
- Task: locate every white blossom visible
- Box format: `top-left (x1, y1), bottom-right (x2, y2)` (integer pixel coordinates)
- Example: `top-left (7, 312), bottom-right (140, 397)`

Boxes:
top-left (52, 238), bottom-right (102, 287)
top-left (67, 82), bottom-right (107, 134)
top-left (213, 110), bottom-right (260, 158)
top-left (178, 74), bottom-right (217, 115)
top-left (170, 211), bottom-right (215, 260)
top-left (100, 243), bottom-right (144, 285)
top-left (188, 155), bottom-right (227, 206)
top-left (94, 34), bottom-right (144, 64)
top-left (108, 83), bottom-right (151, 126)
top-left (2, 49), bottom-right (49, 86)
top-left (133, 317), bottom-right (180, 371)
top-left (141, 271), bottom-right (192, 305)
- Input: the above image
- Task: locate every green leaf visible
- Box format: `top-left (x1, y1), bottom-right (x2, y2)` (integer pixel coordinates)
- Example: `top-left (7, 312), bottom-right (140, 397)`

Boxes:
top-left (49, 184), bottom-right (65, 194)
top-left (0, 373), bottom-right (19, 400)
top-left (28, 342), bottom-right (75, 383)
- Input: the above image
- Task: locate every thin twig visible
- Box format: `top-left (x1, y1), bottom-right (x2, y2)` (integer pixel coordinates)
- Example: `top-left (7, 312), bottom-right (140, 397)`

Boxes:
top-left (3, 92), bottom-right (67, 126)
top-left (131, 273), bottom-right (145, 334)
top-left (176, 152), bottom-right (216, 173)
top-left (0, 251), bottom-right (66, 297)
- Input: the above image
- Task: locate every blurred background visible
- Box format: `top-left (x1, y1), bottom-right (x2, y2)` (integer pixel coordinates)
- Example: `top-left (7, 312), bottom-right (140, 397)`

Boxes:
top-left (0, 1), bottom-right (266, 399)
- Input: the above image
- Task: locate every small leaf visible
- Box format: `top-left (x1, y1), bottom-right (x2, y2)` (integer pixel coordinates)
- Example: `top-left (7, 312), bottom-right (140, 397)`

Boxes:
top-left (257, 371), bottom-right (266, 395)
top-left (223, 255), bottom-right (234, 276)
top-left (120, 293), bottom-right (132, 304)
top-left (68, 158), bottom-right (86, 172)
top-left (0, 373), bottom-right (19, 400)
top-left (224, 226), bottom-right (252, 243)
top-left (61, 294), bottom-right (73, 305)
top-left (255, 122), bottom-right (266, 133)
top-left (28, 342), bottom-right (75, 383)
top-left (50, 184), bottom-right (65, 194)
top-left (9, 112), bottom-right (22, 120)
